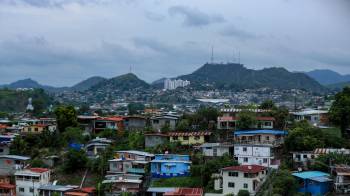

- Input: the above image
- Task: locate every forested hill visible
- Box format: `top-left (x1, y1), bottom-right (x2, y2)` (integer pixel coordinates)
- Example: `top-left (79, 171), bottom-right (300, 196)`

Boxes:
top-left (178, 63), bottom-right (326, 93)
top-left (0, 89), bottom-right (53, 113)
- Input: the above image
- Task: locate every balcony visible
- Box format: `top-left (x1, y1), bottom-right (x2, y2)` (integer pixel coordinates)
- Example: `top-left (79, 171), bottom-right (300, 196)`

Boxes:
top-left (234, 139), bottom-right (284, 146)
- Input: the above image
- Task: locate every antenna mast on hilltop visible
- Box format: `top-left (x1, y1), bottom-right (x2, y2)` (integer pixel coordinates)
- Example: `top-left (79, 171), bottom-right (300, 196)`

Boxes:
top-left (211, 46), bottom-right (214, 64)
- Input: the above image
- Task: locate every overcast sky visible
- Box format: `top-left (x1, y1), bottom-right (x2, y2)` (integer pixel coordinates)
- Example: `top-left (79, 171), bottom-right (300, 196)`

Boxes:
top-left (0, 0), bottom-right (349, 86)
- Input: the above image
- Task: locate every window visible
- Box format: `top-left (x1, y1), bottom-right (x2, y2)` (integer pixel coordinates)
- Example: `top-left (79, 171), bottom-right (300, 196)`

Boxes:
top-left (266, 136), bottom-right (270, 141)
top-left (35, 128), bottom-right (39, 132)
top-left (303, 155), bottom-right (307, 158)
top-left (243, 157), bottom-right (248, 162)
top-left (228, 182), bottom-right (235, 188)
top-left (311, 155), bottom-right (315, 159)
top-left (0, 149), bottom-right (3, 153)
top-left (183, 136), bottom-right (189, 140)
top-left (19, 188), bottom-right (24, 192)
top-left (243, 147), bottom-right (247, 152)
top-left (244, 183), bottom-right (248, 188)
top-left (228, 172), bottom-right (238, 177)
top-left (194, 136), bottom-right (200, 140)
top-left (30, 188), bottom-right (34, 193)
top-left (261, 171), bottom-right (265, 174)
top-left (28, 128), bottom-right (32, 132)
top-left (264, 121), bottom-right (272, 126)
top-left (153, 120), bottom-right (159, 124)
top-left (172, 136), bottom-right (178, 140)
top-left (263, 158), bottom-right (268, 163)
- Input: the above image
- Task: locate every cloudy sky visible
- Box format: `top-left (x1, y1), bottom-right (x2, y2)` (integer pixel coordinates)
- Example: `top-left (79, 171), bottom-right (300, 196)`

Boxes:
top-left (0, 0), bottom-right (349, 86)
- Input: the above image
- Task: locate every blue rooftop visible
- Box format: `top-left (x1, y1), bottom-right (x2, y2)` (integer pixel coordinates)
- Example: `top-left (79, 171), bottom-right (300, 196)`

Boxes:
top-left (233, 130), bottom-right (287, 136)
top-left (292, 171), bottom-right (329, 179)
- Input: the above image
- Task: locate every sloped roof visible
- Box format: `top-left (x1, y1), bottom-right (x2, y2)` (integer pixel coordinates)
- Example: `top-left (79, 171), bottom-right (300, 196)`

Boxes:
top-left (222, 165), bottom-right (266, 173)
top-left (168, 132), bottom-right (212, 137)
top-left (164, 188), bottom-right (203, 196)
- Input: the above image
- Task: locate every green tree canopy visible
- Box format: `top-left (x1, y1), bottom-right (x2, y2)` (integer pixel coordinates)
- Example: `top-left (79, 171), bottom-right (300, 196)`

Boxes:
top-left (54, 105), bottom-right (78, 132)
top-left (237, 111), bottom-right (257, 130)
top-left (329, 86), bottom-right (350, 137)
top-left (63, 149), bottom-right (88, 173)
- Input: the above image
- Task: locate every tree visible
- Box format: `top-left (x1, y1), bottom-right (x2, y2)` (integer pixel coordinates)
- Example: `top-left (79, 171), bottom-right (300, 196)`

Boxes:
top-left (270, 106), bottom-right (289, 130)
top-left (271, 170), bottom-right (299, 196)
top-left (176, 119), bottom-right (190, 131)
top-left (10, 137), bottom-right (28, 155)
top-left (237, 190), bottom-right (250, 196)
top-left (62, 127), bottom-right (84, 145)
top-left (237, 111), bottom-right (256, 130)
top-left (63, 149), bottom-right (88, 173)
top-left (259, 99), bottom-right (276, 110)
top-left (128, 132), bottom-right (144, 149)
top-left (127, 102), bottom-right (145, 115)
top-left (329, 87), bottom-right (350, 137)
top-left (54, 105), bottom-right (78, 132)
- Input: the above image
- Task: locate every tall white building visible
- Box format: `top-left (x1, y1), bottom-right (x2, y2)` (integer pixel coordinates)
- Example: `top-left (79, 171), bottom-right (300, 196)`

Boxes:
top-left (15, 168), bottom-right (50, 196)
top-left (164, 79), bottom-right (190, 90)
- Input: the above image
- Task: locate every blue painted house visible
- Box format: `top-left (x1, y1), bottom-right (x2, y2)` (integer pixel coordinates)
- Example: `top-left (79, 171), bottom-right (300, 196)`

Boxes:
top-left (292, 171), bottom-right (332, 196)
top-left (150, 154), bottom-right (191, 178)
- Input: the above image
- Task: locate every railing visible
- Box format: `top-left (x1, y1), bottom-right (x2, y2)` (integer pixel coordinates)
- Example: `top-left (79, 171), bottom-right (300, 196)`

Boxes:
top-left (234, 139), bottom-right (284, 146)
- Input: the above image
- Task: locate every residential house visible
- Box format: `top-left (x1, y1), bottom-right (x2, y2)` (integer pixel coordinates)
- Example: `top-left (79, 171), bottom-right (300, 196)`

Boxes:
top-left (292, 171), bottom-right (332, 196)
top-left (290, 109), bottom-right (329, 126)
top-left (145, 133), bottom-right (168, 148)
top-left (147, 187), bottom-right (177, 196)
top-left (0, 183), bottom-right (16, 196)
top-left (93, 117), bottom-right (124, 134)
top-left (108, 150), bottom-right (154, 175)
top-left (150, 114), bottom-right (179, 131)
top-left (0, 125), bottom-right (7, 133)
top-left (150, 154), bottom-right (191, 178)
top-left (197, 143), bottom-right (233, 157)
top-left (22, 124), bottom-right (48, 134)
top-left (15, 168), bottom-right (50, 196)
top-left (233, 130), bottom-right (287, 168)
top-left (124, 116), bottom-right (147, 131)
top-left (217, 108), bottom-right (273, 130)
top-left (214, 165), bottom-right (267, 195)
top-left (291, 148), bottom-right (350, 170)
top-left (0, 155), bottom-right (30, 176)
top-left (85, 137), bottom-right (113, 158)
top-left (168, 132), bottom-right (212, 146)
top-left (77, 115), bottom-right (99, 134)
top-left (164, 188), bottom-right (203, 196)
top-left (38, 184), bottom-right (78, 196)
top-left (332, 164), bottom-right (350, 194)
top-left (102, 174), bottom-right (143, 194)
top-left (0, 143), bottom-right (10, 155)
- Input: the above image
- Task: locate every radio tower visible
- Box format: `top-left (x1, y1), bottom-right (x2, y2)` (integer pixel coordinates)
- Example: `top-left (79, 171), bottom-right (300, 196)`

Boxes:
top-left (211, 46), bottom-right (214, 64)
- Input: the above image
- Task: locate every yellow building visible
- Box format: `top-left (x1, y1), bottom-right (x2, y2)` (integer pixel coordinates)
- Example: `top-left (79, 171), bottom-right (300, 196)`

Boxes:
top-left (22, 124), bottom-right (48, 134)
top-left (168, 131), bottom-right (212, 145)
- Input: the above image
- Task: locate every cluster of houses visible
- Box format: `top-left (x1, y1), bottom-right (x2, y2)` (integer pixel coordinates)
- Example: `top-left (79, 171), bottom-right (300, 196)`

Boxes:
top-left (0, 106), bottom-right (347, 196)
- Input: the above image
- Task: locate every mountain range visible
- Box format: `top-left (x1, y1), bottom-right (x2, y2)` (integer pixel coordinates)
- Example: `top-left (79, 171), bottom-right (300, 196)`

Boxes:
top-left (305, 69), bottom-right (350, 85)
top-left (2, 63), bottom-right (347, 93)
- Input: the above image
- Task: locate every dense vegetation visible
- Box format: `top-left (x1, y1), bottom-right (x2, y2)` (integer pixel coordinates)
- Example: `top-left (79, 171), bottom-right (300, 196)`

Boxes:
top-left (178, 63), bottom-right (326, 92)
top-left (0, 88), bottom-right (53, 115)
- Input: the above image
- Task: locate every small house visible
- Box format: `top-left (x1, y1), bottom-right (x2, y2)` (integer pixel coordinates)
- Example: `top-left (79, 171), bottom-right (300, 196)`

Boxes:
top-left (124, 116), bottom-right (147, 131)
top-left (145, 133), bottom-right (168, 148)
top-left (102, 174), bottom-right (143, 194)
top-left (333, 164), bottom-right (350, 194)
top-left (292, 171), bottom-right (332, 196)
top-left (38, 184), bottom-right (78, 196)
top-left (197, 143), bottom-right (233, 157)
top-left (150, 154), bottom-right (191, 178)
top-left (150, 114), bottom-right (179, 131)
top-left (22, 124), bottom-right (48, 134)
top-left (85, 137), bottom-right (113, 158)
top-left (215, 165), bottom-right (267, 195)
top-left (168, 132), bottom-right (212, 146)
top-left (0, 155), bottom-right (30, 176)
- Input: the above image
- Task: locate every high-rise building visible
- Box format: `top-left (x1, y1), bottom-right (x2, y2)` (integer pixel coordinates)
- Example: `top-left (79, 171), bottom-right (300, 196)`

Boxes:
top-left (164, 79), bottom-right (190, 90)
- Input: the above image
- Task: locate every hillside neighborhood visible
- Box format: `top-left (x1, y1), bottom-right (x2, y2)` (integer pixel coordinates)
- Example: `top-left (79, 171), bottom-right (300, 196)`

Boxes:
top-left (0, 85), bottom-right (349, 196)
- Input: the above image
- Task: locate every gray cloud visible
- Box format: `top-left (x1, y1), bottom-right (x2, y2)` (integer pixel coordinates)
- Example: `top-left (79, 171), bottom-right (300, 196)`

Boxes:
top-left (168, 5), bottom-right (225, 27)
top-left (220, 25), bottom-right (259, 41)
top-left (145, 11), bottom-right (165, 22)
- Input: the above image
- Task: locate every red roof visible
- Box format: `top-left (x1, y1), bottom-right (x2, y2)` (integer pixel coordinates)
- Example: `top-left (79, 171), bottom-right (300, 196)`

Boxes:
top-left (219, 116), bottom-right (275, 121)
top-left (167, 132), bottom-right (212, 137)
top-left (0, 125), bottom-right (8, 129)
top-left (0, 183), bottom-right (15, 189)
top-left (30, 168), bottom-right (49, 173)
top-left (80, 187), bottom-right (96, 193)
top-left (164, 188), bottom-right (203, 196)
top-left (97, 116), bottom-right (124, 122)
top-left (222, 165), bottom-right (266, 173)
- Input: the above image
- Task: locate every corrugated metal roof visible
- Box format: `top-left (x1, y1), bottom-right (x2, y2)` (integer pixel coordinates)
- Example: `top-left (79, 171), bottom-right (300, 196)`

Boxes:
top-left (168, 132), bottom-right (212, 136)
top-left (292, 171), bottom-right (329, 179)
top-left (234, 130), bottom-right (287, 136)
